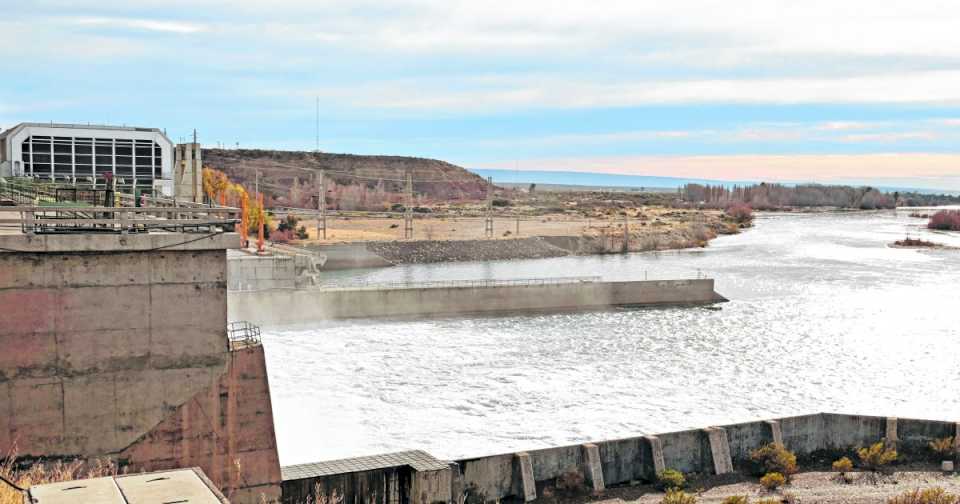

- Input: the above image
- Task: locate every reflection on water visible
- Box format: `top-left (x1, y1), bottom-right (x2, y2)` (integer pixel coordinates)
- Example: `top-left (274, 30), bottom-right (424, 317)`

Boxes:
top-left (263, 209), bottom-right (960, 465)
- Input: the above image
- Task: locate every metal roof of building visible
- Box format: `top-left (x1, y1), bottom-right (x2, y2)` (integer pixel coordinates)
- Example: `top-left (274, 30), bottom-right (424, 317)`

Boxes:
top-left (24, 468), bottom-right (229, 504)
top-left (0, 122), bottom-right (168, 142)
top-left (281, 450), bottom-right (449, 481)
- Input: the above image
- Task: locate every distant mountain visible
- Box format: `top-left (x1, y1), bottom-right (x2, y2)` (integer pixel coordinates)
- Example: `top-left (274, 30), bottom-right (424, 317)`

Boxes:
top-left (470, 168), bottom-right (960, 196)
top-left (469, 169), bottom-right (744, 189)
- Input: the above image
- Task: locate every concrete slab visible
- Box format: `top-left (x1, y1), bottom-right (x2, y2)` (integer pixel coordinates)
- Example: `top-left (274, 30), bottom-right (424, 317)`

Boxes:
top-left (25, 475), bottom-right (124, 504)
top-left (115, 468), bottom-right (225, 504)
top-left (25, 468), bottom-right (227, 504)
top-left (884, 417), bottom-right (900, 443)
top-left (766, 420), bottom-right (784, 446)
top-left (644, 436), bottom-right (665, 476)
top-left (581, 443), bottom-right (604, 493)
top-left (516, 452), bottom-right (537, 502)
top-left (704, 427), bottom-right (734, 475)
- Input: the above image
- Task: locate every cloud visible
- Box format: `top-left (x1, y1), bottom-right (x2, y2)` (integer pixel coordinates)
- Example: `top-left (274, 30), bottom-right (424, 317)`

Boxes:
top-left (69, 16), bottom-right (208, 34)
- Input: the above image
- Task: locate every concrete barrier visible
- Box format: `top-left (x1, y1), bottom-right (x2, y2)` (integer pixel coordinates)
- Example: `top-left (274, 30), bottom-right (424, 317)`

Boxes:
top-left (229, 279), bottom-right (726, 324)
top-left (280, 413), bottom-right (960, 504)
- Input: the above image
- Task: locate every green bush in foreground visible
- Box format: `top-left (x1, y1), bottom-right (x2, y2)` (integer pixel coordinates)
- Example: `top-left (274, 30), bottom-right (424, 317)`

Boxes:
top-left (749, 443), bottom-right (798, 477)
top-left (887, 487), bottom-right (959, 504)
top-left (656, 469), bottom-right (686, 491)
top-left (661, 488), bottom-right (697, 504)
top-left (858, 441), bottom-right (898, 471)
top-left (759, 472), bottom-right (786, 491)
top-left (929, 437), bottom-right (955, 459)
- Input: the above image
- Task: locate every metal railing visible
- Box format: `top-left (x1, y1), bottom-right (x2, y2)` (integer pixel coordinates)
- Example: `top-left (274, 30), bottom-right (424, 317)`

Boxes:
top-left (318, 276), bottom-right (602, 291)
top-left (1, 205), bottom-right (241, 234)
top-left (227, 321), bottom-right (262, 350)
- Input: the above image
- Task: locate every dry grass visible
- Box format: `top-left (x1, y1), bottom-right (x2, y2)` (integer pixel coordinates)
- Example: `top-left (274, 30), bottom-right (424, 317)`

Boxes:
top-left (1, 445), bottom-right (117, 504)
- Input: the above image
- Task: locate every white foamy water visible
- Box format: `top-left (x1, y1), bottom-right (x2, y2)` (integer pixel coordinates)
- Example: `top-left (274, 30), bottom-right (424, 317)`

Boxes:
top-left (261, 209), bottom-right (960, 465)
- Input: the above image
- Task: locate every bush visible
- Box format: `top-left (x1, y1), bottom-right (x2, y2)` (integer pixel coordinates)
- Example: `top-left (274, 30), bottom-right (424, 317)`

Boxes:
top-left (929, 437), bottom-right (955, 459)
top-left (492, 198), bottom-right (511, 207)
top-left (750, 443), bottom-right (798, 477)
top-left (725, 202), bottom-right (754, 224)
top-left (755, 500), bottom-right (782, 504)
top-left (858, 441), bottom-right (898, 471)
top-left (928, 210), bottom-right (960, 231)
top-left (832, 456), bottom-right (853, 473)
top-left (656, 469), bottom-right (686, 491)
top-left (721, 496), bottom-right (748, 504)
top-left (555, 470), bottom-right (586, 493)
top-left (759, 472), bottom-right (786, 491)
top-left (661, 489), bottom-right (697, 504)
top-left (887, 487), bottom-right (959, 504)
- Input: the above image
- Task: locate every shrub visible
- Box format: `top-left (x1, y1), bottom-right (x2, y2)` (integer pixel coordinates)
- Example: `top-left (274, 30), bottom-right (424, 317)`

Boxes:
top-left (755, 500), bottom-right (781, 504)
top-left (887, 487), bottom-right (959, 504)
top-left (656, 469), bottom-right (686, 491)
top-left (759, 472), bottom-right (786, 491)
top-left (749, 443), bottom-right (798, 477)
top-left (661, 488), bottom-right (697, 504)
top-left (833, 456), bottom-right (853, 473)
top-left (928, 210), bottom-right (960, 231)
top-left (492, 198), bottom-right (511, 207)
top-left (721, 496), bottom-right (748, 504)
top-left (555, 470), bottom-right (586, 493)
top-left (858, 441), bottom-right (898, 471)
top-left (725, 202), bottom-right (754, 224)
top-left (929, 437), bottom-right (955, 459)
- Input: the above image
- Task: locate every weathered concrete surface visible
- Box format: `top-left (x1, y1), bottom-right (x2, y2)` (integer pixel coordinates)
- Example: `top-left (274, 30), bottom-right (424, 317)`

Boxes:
top-left (0, 234), bottom-right (280, 504)
top-left (0, 248), bottom-right (229, 456)
top-left (0, 231), bottom-right (240, 253)
top-left (229, 279), bottom-right (725, 324)
top-left (120, 346), bottom-right (282, 503)
top-left (228, 250), bottom-right (296, 291)
top-left (310, 243), bottom-right (394, 270)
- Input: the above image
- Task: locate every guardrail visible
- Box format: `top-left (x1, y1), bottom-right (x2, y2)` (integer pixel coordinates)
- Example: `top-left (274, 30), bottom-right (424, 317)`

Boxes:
top-left (227, 321), bottom-right (262, 350)
top-left (317, 276), bottom-right (602, 292)
top-left (0, 205), bottom-right (241, 234)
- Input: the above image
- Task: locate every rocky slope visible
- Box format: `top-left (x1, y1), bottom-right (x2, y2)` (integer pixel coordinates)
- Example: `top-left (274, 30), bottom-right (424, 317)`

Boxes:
top-left (202, 148), bottom-right (489, 205)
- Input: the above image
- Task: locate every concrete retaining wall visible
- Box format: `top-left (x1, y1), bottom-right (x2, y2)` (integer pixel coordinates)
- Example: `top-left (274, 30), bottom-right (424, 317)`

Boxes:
top-left (229, 279), bottom-right (725, 324)
top-left (309, 243), bottom-right (394, 270)
top-left (281, 413), bottom-right (960, 504)
top-left (228, 251), bottom-right (297, 290)
top-left (0, 233), bottom-right (281, 503)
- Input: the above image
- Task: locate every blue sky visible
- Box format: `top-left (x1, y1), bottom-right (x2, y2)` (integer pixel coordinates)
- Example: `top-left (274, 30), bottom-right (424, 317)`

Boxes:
top-left (3, 1), bottom-right (960, 189)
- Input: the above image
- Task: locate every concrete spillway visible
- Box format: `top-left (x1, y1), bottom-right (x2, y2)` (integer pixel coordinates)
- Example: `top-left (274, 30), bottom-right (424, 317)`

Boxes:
top-left (228, 278), bottom-right (727, 324)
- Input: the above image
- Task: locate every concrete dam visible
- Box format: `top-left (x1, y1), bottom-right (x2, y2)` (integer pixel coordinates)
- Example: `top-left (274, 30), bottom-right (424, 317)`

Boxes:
top-left (228, 277), bottom-right (727, 324)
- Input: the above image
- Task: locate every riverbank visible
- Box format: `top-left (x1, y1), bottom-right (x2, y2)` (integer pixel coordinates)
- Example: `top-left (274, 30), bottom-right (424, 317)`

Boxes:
top-left (300, 210), bottom-right (740, 266)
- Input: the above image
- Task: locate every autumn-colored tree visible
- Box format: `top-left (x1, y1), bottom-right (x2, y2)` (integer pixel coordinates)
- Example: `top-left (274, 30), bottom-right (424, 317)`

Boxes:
top-left (202, 167), bottom-right (230, 203)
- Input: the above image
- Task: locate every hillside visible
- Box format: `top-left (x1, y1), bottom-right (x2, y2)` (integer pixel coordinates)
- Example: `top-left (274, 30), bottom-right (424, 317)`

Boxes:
top-left (202, 148), bottom-right (490, 209)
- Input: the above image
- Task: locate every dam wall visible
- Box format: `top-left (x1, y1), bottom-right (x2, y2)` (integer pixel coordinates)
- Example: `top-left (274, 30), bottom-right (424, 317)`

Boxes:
top-left (280, 413), bottom-right (959, 504)
top-left (0, 232), bottom-right (281, 503)
top-left (228, 278), bottom-right (725, 324)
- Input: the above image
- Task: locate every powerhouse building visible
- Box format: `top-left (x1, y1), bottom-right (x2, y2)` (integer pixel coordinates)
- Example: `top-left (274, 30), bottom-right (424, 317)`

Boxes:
top-left (0, 122), bottom-right (175, 195)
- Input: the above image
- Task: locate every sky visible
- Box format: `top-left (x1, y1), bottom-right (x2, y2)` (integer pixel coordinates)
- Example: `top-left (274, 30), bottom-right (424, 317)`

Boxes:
top-left (3, 1), bottom-right (960, 190)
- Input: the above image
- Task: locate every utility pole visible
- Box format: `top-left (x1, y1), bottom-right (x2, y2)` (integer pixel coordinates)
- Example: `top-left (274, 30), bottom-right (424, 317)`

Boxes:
top-left (404, 169), bottom-right (413, 239)
top-left (484, 176), bottom-right (494, 238)
top-left (315, 96), bottom-right (320, 153)
top-left (622, 212), bottom-right (629, 253)
top-left (317, 170), bottom-right (327, 240)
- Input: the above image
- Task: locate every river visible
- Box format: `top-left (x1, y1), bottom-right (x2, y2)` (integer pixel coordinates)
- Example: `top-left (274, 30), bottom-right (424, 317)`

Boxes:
top-left (262, 209), bottom-right (960, 465)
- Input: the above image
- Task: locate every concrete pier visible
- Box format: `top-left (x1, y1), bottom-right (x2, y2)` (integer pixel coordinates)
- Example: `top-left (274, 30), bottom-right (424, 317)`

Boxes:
top-left (229, 278), bottom-right (727, 324)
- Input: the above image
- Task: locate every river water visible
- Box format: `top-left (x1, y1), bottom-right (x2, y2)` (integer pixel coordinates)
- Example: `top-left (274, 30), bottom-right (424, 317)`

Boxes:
top-left (262, 209), bottom-right (960, 466)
